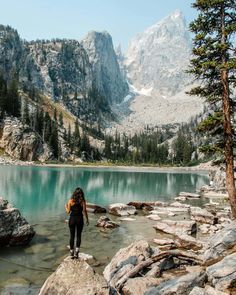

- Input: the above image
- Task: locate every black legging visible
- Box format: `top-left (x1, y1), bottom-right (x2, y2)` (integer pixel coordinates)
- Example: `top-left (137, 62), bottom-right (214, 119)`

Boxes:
top-left (69, 215), bottom-right (84, 250)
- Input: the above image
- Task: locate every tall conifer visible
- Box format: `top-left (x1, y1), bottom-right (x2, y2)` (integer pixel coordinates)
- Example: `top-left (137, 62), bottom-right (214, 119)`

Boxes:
top-left (189, 0), bottom-right (236, 217)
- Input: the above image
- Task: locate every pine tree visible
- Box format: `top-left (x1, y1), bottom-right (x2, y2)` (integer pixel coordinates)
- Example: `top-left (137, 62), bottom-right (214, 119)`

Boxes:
top-left (0, 75), bottom-right (7, 119)
top-left (7, 78), bottom-right (21, 118)
top-left (189, 0), bottom-right (236, 217)
top-left (22, 98), bottom-right (30, 126)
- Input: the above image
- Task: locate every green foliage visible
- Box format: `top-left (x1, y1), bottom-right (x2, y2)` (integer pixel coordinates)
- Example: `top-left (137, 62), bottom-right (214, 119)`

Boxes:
top-left (188, 0), bottom-right (236, 158)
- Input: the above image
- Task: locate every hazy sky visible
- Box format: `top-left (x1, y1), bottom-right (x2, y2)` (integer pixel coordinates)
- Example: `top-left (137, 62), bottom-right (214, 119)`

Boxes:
top-left (0, 0), bottom-right (196, 50)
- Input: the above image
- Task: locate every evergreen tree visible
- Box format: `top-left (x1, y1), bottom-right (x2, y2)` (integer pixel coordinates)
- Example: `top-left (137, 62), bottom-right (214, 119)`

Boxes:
top-left (0, 75), bottom-right (7, 119)
top-left (22, 98), bottom-right (30, 126)
top-left (59, 111), bottom-right (63, 127)
top-left (7, 78), bottom-right (21, 118)
top-left (189, 0), bottom-right (236, 217)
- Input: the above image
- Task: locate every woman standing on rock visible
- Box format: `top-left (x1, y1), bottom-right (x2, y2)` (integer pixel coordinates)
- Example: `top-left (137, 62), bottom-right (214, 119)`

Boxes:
top-left (65, 187), bottom-right (89, 258)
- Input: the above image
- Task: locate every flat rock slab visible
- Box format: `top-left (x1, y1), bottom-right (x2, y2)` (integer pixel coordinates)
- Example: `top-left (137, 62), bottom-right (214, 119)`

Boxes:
top-left (191, 208), bottom-right (217, 225)
top-left (109, 203), bottom-right (137, 216)
top-left (144, 270), bottom-right (206, 295)
top-left (153, 238), bottom-right (176, 250)
top-left (147, 214), bottom-right (161, 221)
top-left (206, 252), bottom-right (236, 292)
top-left (39, 258), bottom-right (108, 295)
top-left (179, 192), bottom-right (201, 199)
top-left (120, 217), bottom-right (136, 221)
top-left (203, 192), bottom-right (228, 199)
top-left (154, 220), bottom-right (197, 235)
top-left (153, 220), bottom-right (202, 250)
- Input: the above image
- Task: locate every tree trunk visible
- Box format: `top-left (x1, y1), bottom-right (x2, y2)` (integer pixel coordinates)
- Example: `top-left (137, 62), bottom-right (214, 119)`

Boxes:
top-left (221, 5), bottom-right (236, 218)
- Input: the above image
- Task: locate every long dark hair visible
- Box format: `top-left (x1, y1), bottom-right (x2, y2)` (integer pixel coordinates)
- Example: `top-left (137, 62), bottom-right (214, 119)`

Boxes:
top-left (71, 187), bottom-right (85, 204)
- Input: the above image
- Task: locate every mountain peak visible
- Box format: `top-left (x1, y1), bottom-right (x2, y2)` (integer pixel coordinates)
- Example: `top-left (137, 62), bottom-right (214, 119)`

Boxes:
top-left (169, 9), bottom-right (183, 20)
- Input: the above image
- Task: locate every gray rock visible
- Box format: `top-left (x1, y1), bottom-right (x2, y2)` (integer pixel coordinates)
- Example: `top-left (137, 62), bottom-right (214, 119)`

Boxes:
top-left (0, 198), bottom-right (35, 246)
top-left (0, 117), bottom-right (51, 161)
top-left (191, 208), bottom-right (217, 225)
top-left (103, 240), bottom-right (154, 284)
top-left (179, 192), bottom-right (201, 199)
top-left (87, 203), bottom-right (107, 213)
top-left (122, 277), bottom-right (160, 295)
top-left (189, 286), bottom-right (228, 295)
top-left (206, 252), bottom-right (236, 292)
top-left (189, 286), bottom-right (205, 295)
top-left (39, 257), bottom-right (108, 295)
top-left (108, 203), bottom-right (137, 216)
top-left (203, 221), bottom-right (236, 264)
top-left (96, 216), bottom-right (119, 229)
top-left (144, 270), bottom-right (206, 295)
top-left (81, 31), bottom-right (129, 104)
top-left (153, 220), bottom-right (197, 235)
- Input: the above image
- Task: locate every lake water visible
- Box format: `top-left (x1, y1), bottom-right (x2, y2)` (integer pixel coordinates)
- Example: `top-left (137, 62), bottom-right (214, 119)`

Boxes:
top-left (0, 165), bottom-right (209, 294)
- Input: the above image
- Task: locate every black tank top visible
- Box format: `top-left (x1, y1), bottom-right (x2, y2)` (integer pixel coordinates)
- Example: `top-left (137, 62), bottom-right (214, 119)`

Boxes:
top-left (70, 201), bottom-right (83, 216)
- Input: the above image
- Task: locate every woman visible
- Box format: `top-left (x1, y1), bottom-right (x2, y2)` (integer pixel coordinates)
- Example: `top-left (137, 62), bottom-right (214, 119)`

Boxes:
top-left (65, 187), bottom-right (89, 258)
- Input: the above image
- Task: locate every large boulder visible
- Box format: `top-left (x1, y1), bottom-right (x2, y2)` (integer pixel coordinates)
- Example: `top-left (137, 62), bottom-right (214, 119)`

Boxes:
top-left (96, 216), bottom-right (119, 229)
top-left (144, 269), bottom-right (206, 295)
top-left (206, 252), bottom-right (236, 293)
top-left (0, 198), bottom-right (35, 246)
top-left (203, 221), bottom-right (236, 264)
top-left (108, 203), bottom-right (137, 216)
top-left (39, 257), bottom-right (108, 295)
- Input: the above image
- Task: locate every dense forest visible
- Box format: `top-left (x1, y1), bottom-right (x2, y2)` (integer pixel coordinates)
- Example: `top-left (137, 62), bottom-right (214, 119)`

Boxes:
top-left (0, 73), bottom-right (205, 166)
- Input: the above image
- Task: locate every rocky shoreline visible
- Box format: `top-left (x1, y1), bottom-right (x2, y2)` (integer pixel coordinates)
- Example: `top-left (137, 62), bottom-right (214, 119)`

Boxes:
top-left (38, 195), bottom-right (235, 295)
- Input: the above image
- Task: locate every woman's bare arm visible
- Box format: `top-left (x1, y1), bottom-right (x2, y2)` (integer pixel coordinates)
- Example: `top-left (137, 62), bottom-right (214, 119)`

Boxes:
top-left (65, 200), bottom-right (71, 214)
top-left (83, 201), bottom-right (89, 225)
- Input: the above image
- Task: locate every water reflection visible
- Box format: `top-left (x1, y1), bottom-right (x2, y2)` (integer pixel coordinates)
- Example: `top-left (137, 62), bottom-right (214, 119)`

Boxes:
top-left (0, 165), bottom-right (208, 220)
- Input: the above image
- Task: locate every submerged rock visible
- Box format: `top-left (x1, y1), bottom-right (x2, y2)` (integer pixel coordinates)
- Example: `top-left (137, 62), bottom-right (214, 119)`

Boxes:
top-left (0, 198), bottom-right (35, 246)
top-left (96, 216), bottom-right (119, 229)
top-left (87, 203), bottom-right (107, 213)
top-left (109, 203), bottom-right (137, 216)
top-left (39, 257), bottom-right (108, 295)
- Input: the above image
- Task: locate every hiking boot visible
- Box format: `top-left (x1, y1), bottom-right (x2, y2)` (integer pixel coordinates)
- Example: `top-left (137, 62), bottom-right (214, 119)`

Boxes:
top-left (70, 249), bottom-right (74, 258)
top-left (74, 248), bottom-right (79, 259)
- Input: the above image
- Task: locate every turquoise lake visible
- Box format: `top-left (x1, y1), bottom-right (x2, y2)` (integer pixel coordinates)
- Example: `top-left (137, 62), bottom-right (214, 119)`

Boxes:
top-left (0, 165), bottom-right (209, 294)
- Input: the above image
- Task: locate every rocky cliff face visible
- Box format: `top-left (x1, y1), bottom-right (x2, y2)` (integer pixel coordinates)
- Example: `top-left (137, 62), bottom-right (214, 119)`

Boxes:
top-left (0, 25), bottom-right (128, 110)
top-left (124, 10), bottom-right (192, 97)
top-left (81, 31), bottom-right (129, 104)
top-left (0, 25), bottom-right (23, 79)
top-left (20, 40), bottom-right (93, 101)
top-left (0, 117), bottom-right (51, 161)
